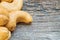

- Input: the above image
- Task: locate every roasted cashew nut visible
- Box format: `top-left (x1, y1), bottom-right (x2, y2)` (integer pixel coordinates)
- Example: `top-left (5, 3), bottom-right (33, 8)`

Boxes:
top-left (0, 5), bottom-right (9, 16)
top-left (0, 15), bottom-right (9, 26)
top-left (0, 27), bottom-right (11, 40)
top-left (1, 0), bottom-right (23, 12)
top-left (1, 0), bottom-right (13, 3)
top-left (6, 11), bottom-right (32, 31)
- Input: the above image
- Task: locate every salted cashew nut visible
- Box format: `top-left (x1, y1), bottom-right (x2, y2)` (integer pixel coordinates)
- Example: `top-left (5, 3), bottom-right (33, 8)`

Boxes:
top-left (0, 15), bottom-right (9, 26)
top-left (1, 0), bottom-right (13, 3)
top-left (0, 27), bottom-right (11, 40)
top-left (6, 11), bottom-right (32, 31)
top-left (0, 0), bottom-right (23, 12)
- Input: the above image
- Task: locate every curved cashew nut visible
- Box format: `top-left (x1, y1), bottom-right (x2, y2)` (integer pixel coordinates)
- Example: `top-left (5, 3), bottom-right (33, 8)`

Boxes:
top-left (1, 0), bottom-right (13, 3)
top-left (0, 0), bottom-right (23, 12)
top-left (0, 5), bottom-right (9, 16)
top-left (6, 11), bottom-right (32, 31)
top-left (0, 15), bottom-right (9, 26)
top-left (0, 27), bottom-right (11, 40)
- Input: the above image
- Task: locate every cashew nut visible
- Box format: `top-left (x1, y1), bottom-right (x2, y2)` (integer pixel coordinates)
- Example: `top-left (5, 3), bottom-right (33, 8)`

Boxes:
top-left (0, 27), bottom-right (11, 40)
top-left (6, 11), bottom-right (32, 31)
top-left (0, 5), bottom-right (9, 16)
top-left (1, 0), bottom-right (23, 12)
top-left (1, 0), bottom-right (13, 3)
top-left (0, 15), bottom-right (9, 26)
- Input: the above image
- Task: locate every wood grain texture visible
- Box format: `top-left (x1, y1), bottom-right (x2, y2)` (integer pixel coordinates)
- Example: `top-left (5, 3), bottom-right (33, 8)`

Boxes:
top-left (10, 0), bottom-right (60, 40)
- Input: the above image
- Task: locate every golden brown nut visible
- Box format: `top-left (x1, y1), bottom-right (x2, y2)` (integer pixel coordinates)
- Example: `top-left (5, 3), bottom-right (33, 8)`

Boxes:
top-left (0, 5), bottom-right (9, 16)
top-left (0, 15), bottom-right (9, 26)
top-left (6, 11), bottom-right (33, 31)
top-left (0, 27), bottom-right (11, 40)
top-left (1, 0), bottom-right (13, 3)
top-left (1, 0), bottom-right (23, 12)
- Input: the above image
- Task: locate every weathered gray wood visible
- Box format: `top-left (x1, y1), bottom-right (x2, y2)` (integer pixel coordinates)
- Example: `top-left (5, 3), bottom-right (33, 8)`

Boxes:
top-left (10, 0), bottom-right (60, 40)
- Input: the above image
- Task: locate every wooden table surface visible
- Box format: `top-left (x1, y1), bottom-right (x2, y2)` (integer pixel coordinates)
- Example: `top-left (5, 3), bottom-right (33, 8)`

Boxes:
top-left (10, 0), bottom-right (60, 40)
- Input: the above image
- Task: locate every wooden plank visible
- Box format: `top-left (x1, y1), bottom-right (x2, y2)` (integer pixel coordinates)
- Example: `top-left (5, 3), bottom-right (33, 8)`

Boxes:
top-left (10, 0), bottom-right (60, 40)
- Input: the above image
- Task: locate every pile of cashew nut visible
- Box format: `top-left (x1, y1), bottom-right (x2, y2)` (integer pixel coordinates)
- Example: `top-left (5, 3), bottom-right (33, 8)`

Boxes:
top-left (0, 0), bottom-right (33, 40)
